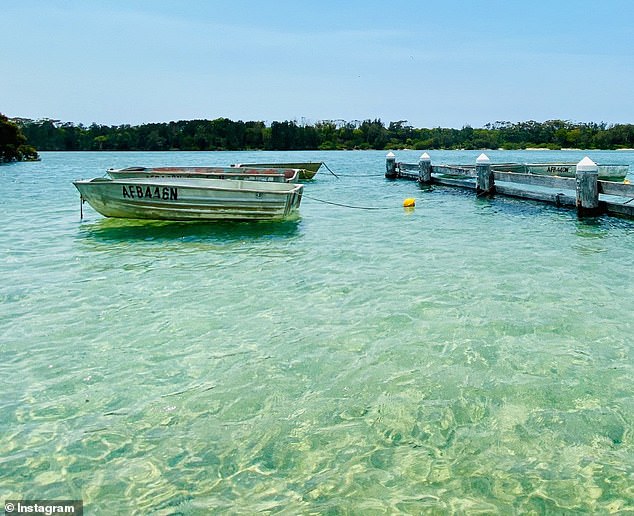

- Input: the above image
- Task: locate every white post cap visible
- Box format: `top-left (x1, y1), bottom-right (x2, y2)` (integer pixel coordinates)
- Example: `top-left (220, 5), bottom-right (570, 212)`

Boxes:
top-left (386, 151), bottom-right (396, 158)
top-left (476, 153), bottom-right (490, 164)
top-left (576, 156), bottom-right (598, 172)
top-left (419, 152), bottom-right (431, 161)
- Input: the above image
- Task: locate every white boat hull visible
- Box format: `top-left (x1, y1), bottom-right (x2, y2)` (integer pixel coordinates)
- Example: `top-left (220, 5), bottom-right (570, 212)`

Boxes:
top-left (524, 163), bottom-right (628, 180)
top-left (107, 166), bottom-right (300, 182)
top-left (491, 163), bottom-right (628, 180)
top-left (233, 162), bottom-right (322, 180)
top-left (73, 177), bottom-right (303, 221)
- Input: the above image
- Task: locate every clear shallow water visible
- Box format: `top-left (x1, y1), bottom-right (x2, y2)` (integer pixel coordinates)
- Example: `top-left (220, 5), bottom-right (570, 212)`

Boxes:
top-left (1, 150), bottom-right (633, 514)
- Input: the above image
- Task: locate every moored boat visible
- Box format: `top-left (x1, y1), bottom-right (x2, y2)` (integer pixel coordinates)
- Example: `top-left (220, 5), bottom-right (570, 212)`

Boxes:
top-left (232, 162), bottom-right (323, 180)
top-left (73, 176), bottom-right (303, 221)
top-left (492, 162), bottom-right (628, 181)
top-left (107, 166), bottom-right (300, 182)
top-left (524, 162), bottom-right (628, 181)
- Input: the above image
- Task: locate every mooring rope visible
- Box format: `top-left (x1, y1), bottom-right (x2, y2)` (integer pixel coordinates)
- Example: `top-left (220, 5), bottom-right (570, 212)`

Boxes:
top-left (319, 163), bottom-right (387, 178)
top-left (303, 194), bottom-right (401, 210)
top-left (321, 162), bottom-right (340, 179)
top-left (332, 172), bottom-right (386, 177)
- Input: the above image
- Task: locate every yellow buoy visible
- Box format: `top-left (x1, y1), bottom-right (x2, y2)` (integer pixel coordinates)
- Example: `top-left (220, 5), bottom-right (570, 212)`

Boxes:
top-left (403, 198), bottom-right (416, 207)
top-left (624, 179), bottom-right (631, 185)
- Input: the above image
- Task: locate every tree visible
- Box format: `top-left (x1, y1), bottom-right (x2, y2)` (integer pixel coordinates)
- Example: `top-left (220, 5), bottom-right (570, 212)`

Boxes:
top-left (0, 113), bottom-right (40, 161)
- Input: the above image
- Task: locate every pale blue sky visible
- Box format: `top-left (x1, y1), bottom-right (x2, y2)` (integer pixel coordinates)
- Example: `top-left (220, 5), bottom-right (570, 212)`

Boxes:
top-left (2, 0), bottom-right (633, 128)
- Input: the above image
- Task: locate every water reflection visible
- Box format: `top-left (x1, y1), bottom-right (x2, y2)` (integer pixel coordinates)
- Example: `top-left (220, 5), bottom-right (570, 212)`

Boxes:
top-left (574, 214), bottom-right (633, 235)
top-left (77, 217), bottom-right (302, 243)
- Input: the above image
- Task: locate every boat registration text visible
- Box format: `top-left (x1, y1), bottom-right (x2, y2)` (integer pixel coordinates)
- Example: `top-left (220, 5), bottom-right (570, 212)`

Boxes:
top-left (122, 185), bottom-right (178, 200)
top-left (546, 166), bottom-right (572, 174)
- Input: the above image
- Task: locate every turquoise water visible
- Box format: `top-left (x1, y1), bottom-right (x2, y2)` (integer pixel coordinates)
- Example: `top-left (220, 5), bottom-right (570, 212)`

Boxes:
top-left (1, 150), bottom-right (633, 514)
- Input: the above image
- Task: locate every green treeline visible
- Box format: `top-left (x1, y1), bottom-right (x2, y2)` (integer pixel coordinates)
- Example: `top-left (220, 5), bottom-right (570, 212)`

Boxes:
top-left (12, 117), bottom-right (634, 152)
top-left (0, 114), bottom-right (39, 162)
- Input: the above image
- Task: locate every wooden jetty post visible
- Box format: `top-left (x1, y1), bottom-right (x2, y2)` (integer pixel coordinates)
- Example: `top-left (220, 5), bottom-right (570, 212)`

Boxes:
top-left (475, 153), bottom-right (495, 196)
top-left (418, 152), bottom-right (432, 184)
top-left (386, 152), bottom-right (397, 179)
top-left (575, 156), bottom-right (601, 217)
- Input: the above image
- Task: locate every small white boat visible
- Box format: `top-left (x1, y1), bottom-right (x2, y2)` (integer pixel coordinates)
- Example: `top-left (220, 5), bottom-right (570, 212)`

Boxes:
top-left (524, 163), bottom-right (628, 181)
top-left (232, 162), bottom-right (323, 180)
top-left (491, 162), bottom-right (628, 180)
top-left (107, 166), bottom-right (300, 182)
top-left (73, 176), bottom-right (303, 221)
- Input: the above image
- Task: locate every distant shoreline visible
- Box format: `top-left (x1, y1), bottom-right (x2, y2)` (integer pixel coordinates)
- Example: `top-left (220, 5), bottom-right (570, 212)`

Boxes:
top-left (31, 147), bottom-right (634, 153)
top-left (12, 117), bottom-right (634, 153)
